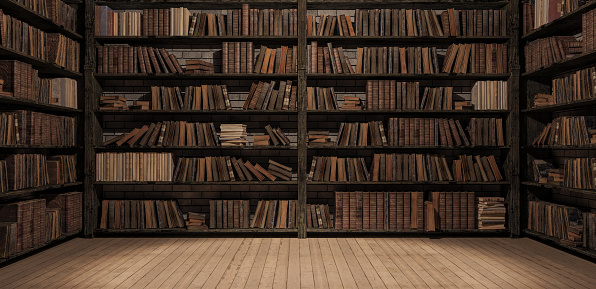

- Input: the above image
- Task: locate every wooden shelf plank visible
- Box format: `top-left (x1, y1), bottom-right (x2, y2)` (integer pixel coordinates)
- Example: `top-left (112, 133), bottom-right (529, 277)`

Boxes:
top-left (95, 109), bottom-right (298, 115)
top-left (96, 228), bottom-right (298, 233)
top-left (307, 73), bottom-right (510, 80)
top-left (307, 145), bottom-right (511, 150)
top-left (306, 0), bottom-right (508, 9)
top-left (307, 35), bottom-right (510, 44)
top-left (95, 35), bottom-right (297, 44)
top-left (307, 228), bottom-right (509, 234)
top-left (95, 145), bottom-right (297, 151)
top-left (0, 47), bottom-right (82, 78)
top-left (0, 231), bottom-right (81, 263)
top-left (0, 182), bottom-right (84, 199)
top-left (0, 0), bottom-right (83, 41)
top-left (523, 229), bottom-right (596, 259)
top-left (523, 145), bottom-right (596, 150)
top-left (522, 98), bottom-right (596, 113)
top-left (522, 181), bottom-right (596, 195)
top-left (0, 96), bottom-right (81, 114)
top-left (521, 1), bottom-right (596, 42)
top-left (0, 145), bottom-right (80, 150)
top-left (307, 181), bottom-right (511, 185)
top-left (95, 73), bottom-right (297, 80)
top-left (307, 109), bottom-right (510, 115)
top-left (95, 0), bottom-right (298, 9)
top-left (94, 181), bottom-right (297, 185)
top-left (522, 50), bottom-right (596, 78)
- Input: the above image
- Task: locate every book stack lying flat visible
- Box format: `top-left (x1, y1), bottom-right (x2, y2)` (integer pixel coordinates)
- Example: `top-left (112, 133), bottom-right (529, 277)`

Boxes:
top-left (210, 200), bottom-right (250, 229)
top-left (187, 212), bottom-right (207, 230)
top-left (253, 135), bottom-right (270, 146)
top-left (356, 46), bottom-right (439, 74)
top-left (370, 153), bottom-right (453, 182)
top-left (99, 200), bottom-right (185, 230)
top-left (334, 192), bottom-right (424, 230)
top-left (308, 42), bottom-right (354, 74)
top-left (452, 155), bottom-right (503, 182)
top-left (308, 156), bottom-right (369, 181)
top-left (264, 125), bottom-right (291, 146)
top-left (100, 95), bottom-right (128, 110)
top-left (150, 85), bottom-right (231, 110)
top-left (365, 81), bottom-right (420, 110)
top-left (532, 116), bottom-right (596, 146)
top-left (250, 200), bottom-right (298, 229)
top-left (95, 152), bottom-right (173, 182)
top-left (307, 14), bottom-right (355, 36)
top-left (307, 87), bottom-right (338, 110)
top-left (442, 43), bottom-right (508, 74)
top-left (532, 159), bottom-right (562, 184)
top-left (420, 87), bottom-right (454, 110)
top-left (342, 96), bottom-right (363, 110)
top-left (564, 158), bottom-right (596, 189)
top-left (430, 192), bottom-right (476, 231)
top-left (96, 46), bottom-right (183, 74)
top-left (131, 101), bottom-right (150, 110)
top-left (103, 121), bottom-right (219, 147)
top-left (306, 204), bottom-right (333, 229)
top-left (336, 121), bottom-right (387, 146)
top-left (528, 200), bottom-right (583, 245)
top-left (525, 36), bottom-right (582, 73)
top-left (220, 124), bottom-right (248, 146)
top-left (308, 131), bottom-right (332, 145)
top-left (243, 81), bottom-right (296, 110)
top-left (268, 160), bottom-right (292, 181)
top-left (184, 60), bottom-right (214, 74)
top-left (252, 45), bottom-right (296, 74)
top-left (471, 81), bottom-right (508, 110)
top-left (0, 199), bottom-right (47, 254)
top-left (532, 93), bottom-right (555, 107)
top-left (477, 197), bottom-right (506, 230)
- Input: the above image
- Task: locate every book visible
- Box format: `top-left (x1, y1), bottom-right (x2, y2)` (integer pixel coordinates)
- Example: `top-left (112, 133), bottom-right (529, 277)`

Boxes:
top-left (0, 199), bottom-right (47, 253)
top-left (251, 200), bottom-right (298, 229)
top-left (0, 222), bottom-right (17, 258)
top-left (242, 81), bottom-right (296, 110)
top-left (308, 156), bottom-right (370, 181)
top-left (470, 81), bottom-right (508, 110)
top-left (336, 121), bottom-right (386, 146)
top-left (96, 45), bottom-right (182, 74)
top-left (173, 156), bottom-right (292, 182)
top-left (0, 111), bottom-right (76, 146)
top-left (251, 45), bottom-right (296, 74)
top-left (307, 87), bottom-right (339, 110)
top-left (42, 191), bottom-right (83, 235)
top-left (528, 199), bottom-right (583, 244)
top-left (308, 42), bottom-right (353, 74)
top-left (429, 192), bottom-right (476, 231)
top-left (102, 121), bottom-right (219, 147)
top-left (563, 158), bottom-right (596, 189)
top-left (209, 200), bottom-right (249, 229)
top-left (99, 200), bottom-right (185, 229)
top-left (95, 152), bottom-right (174, 182)
top-left (532, 159), bottom-right (561, 184)
top-left (452, 154), bottom-right (503, 182)
top-left (532, 116), bottom-right (596, 146)
top-left (264, 125), bottom-right (291, 146)
top-left (524, 36), bottom-right (582, 73)
top-left (552, 67), bottom-right (596, 106)
top-left (308, 131), bottom-right (332, 146)
top-left (365, 80), bottom-right (420, 110)
top-left (442, 43), bottom-right (508, 74)
top-left (306, 204), bottom-right (333, 228)
top-left (525, 0), bottom-right (587, 34)
top-left (1, 154), bottom-right (50, 191)
top-left (46, 155), bottom-right (77, 185)
top-left (356, 46), bottom-right (439, 74)
top-left (477, 197), bottom-right (506, 230)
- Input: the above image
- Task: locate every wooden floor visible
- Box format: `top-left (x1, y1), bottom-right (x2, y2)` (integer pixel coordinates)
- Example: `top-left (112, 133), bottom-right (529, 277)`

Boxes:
top-left (0, 237), bottom-right (595, 288)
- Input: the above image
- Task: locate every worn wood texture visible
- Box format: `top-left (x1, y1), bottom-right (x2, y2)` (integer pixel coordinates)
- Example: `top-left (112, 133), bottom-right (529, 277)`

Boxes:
top-left (297, 0), bottom-right (307, 239)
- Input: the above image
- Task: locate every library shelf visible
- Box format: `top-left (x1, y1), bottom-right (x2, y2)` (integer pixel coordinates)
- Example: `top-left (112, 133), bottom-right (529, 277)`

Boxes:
top-left (523, 229), bottom-right (596, 260)
top-left (0, 182), bottom-right (84, 200)
top-left (0, 231), bottom-right (81, 264)
top-left (521, 1), bottom-right (596, 42)
top-left (522, 181), bottom-right (596, 196)
top-left (0, 96), bottom-right (82, 115)
top-left (307, 109), bottom-right (510, 115)
top-left (307, 181), bottom-right (511, 185)
top-left (522, 50), bottom-right (596, 78)
top-left (307, 145), bottom-right (510, 150)
top-left (306, 35), bottom-right (510, 44)
top-left (95, 35), bottom-right (298, 45)
top-left (307, 73), bottom-right (510, 80)
top-left (94, 109), bottom-right (298, 115)
top-left (95, 146), bottom-right (298, 151)
top-left (522, 98), bottom-right (596, 114)
top-left (93, 181), bottom-right (298, 185)
top-left (0, 47), bottom-right (82, 79)
top-left (95, 73), bottom-right (298, 80)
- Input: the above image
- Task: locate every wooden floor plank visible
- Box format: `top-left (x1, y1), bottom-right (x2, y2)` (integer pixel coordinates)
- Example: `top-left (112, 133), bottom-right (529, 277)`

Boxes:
top-left (192, 238), bottom-right (244, 288)
top-left (230, 238), bottom-right (263, 289)
top-left (145, 238), bottom-right (208, 288)
top-left (242, 238), bottom-right (272, 289)
top-left (326, 238), bottom-right (358, 289)
top-left (344, 238), bottom-right (386, 289)
top-left (215, 238), bottom-right (255, 289)
top-left (286, 238), bottom-right (301, 289)
top-left (307, 238), bottom-right (330, 289)
top-left (272, 238), bottom-right (290, 288)
top-left (171, 238), bottom-right (226, 288)
top-left (370, 238), bottom-right (429, 288)
top-left (317, 238), bottom-right (344, 289)
top-left (299, 239), bottom-right (315, 289)
top-left (362, 238), bottom-right (414, 289)
top-left (257, 238), bottom-right (281, 289)
top-left (161, 238), bottom-right (219, 289)
top-left (378, 238), bottom-right (441, 288)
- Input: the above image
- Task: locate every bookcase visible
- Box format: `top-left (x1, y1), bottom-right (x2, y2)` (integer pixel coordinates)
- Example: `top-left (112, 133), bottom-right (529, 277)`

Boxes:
top-left (0, 0), bottom-right (84, 262)
top-left (521, 0), bottom-right (596, 259)
top-left (84, 0), bottom-right (519, 239)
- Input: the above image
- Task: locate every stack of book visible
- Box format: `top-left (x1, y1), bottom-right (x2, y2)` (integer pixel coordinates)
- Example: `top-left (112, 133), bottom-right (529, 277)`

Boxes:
top-left (308, 131), bottom-right (332, 145)
top-left (552, 67), bottom-right (596, 105)
top-left (150, 85), bottom-right (231, 110)
top-left (307, 14), bottom-right (355, 36)
top-left (250, 200), bottom-right (298, 229)
top-left (46, 155), bottom-right (77, 185)
top-left (268, 160), bottom-right (292, 181)
top-left (99, 95), bottom-right (127, 110)
top-left (307, 87), bottom-right (339, 110)
top-left (477, 197), bottom-right (506, 230)
top-left (308, 42), bottom-right (354, 74)
top-left (102, 121), bottom-right (219, 147)
top-left (131, 101), bottom-right (150, 110)
top-left (39, 78), bottom-right (78, 109)
top-left (1, 154), bottom-right (48, 191)
top-left (209, 200), bottom-right (249, 229)
top-left (355, 47), bottom-right (439, 74)
top-left (184, 60), bottom-right (214, 74)
top-left (430, 192), bottom-right (476, 230)
top-left (387, 118), bottom-right (468, 147)
top-left (365, 81), bottom-right (420, 110)
top-left (452, 155), bottom-right (503, 182)
top-left (99, 200), bottom-right (185, 230)
top-left (342, 96), bottom-right (363, 110)
top-left (532, 93), bottom-right (555, 107)
top-left (420, 87), bottom-right (454, 110)
top-left (219, 124), bottom-right (248, 146)
top-left (467, 118), bottom-right (505, 146)
top-left (532, 159), bottom-right (562, 184)
top-left (442, 43), bottom-right (508, 74)
top-left (371, 153), bottom-right (452, 182)
top-left (7, 111), bottom-right (75, 146)
top-left (42, 191), bottom-right (83, 235)
top-left (242, 81), bottom-right (296, 110)
top-left (471, 81), bottom-right (508, 110)
top-left (0, 11), bottom-right (47, 61)
top-left (532, 116), bottom-right (596, 146)
top-left (0, 199), bottom-right (47, 254)
top-left (253, 135), bottom-right (270, 146)
top-left (528, 200), bottom-right (583, 244)
top-left (306, 204), bottom-right (333, 229)
top-left (308, 156), bottom-right (369, 181)
top-left (97, 46), bottom-right (183, 74)
top-left (264, 125), bottom-right (291, 146)
top-left (186, 212), bottom-right (207, 230)
top-left (252, 45), bottom-right (296, 74)
top-left (525, 36), bottom-right (582, 73)
top-left (336, 121), bottom-right (387, 146)
top-left (95, 152), bottom-right (174, 182)
top-left (564, 158), bottom-right (596, 189)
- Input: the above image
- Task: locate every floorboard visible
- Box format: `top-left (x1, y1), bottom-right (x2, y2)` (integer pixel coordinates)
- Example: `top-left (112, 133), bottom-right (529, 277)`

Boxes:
top-left (1, 237), bottom-right (595, 289)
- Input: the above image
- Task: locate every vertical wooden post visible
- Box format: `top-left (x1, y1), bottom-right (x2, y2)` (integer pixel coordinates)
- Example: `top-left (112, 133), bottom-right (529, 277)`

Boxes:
top-left (297, 0), bottom-right (307, 239)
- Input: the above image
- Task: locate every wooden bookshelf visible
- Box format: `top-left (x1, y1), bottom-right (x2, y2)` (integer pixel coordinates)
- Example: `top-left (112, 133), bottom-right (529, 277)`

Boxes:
top-left (0, 182), bottom-right (84, 200)
top-left (306, 145), bottom-right (511, 150)
top-left (0, 96), bottom-right (82, 115)
top-left (523, 229), bottom-right (596, 260)
top-left (522, 50), bottom-right (596, 78)
top-left (307, 36), bottom-right (510, 44)
top-left (307, 109), bottom-right (511, 115)
top-left (306, 73), bottom-right (510, 80)
top-left (0, 231), bottom-right (81, 264)
top-left (94, 73), bottom-right (298, 80)
top-left (522, 98), bottom-right (596, 114)
top-left (521, 1), bottom-right (596, 42)
top-left (522, 181), bottom-right (596, 196)
top-left (94, 109), bottom-right (298, 115)
top-left (0, 46), bottom-right (82, 79)
top-left (95, 35), bottom-right (298, 44)
top-left (95, 146), bottom-right (298, 151)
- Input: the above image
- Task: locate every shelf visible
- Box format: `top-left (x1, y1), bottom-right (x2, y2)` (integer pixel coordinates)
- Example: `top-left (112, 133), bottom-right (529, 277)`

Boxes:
top-left (522, 1), bottom-right (596, 42)
top-left (522, 98), bottom-right (596, 113)
top-left (95, 35), bottom-right (297, 45)
top-left (307, 228), bottom-right (509, 234)
top-left (522, 50), bottom-right (596, 78)
top-left (94, 181), bottom-right (297, 185)
top-left (95, 109), bottom-right (297, 115)
top-left (524, 145), bottom-right (596, 150)
top-left (523, 229), bottom-right (596, 260)
top-left (0, 47), bottom-right (82, 78)
top-left (308, 181), bottom-right (510, 185)
top-left (307, 36), bottom-right (510, 44)
top-left (95, 145), bottom-right (297, 151)
top-left (96, 228), bottom-right (298, 233)
top-left (0, 231), bottom-right (81, 264)
top-left (307, 109), bottom-right (510, 115)
top-left (522, 181), bottom-right (596, 195)
top-left (95, 0), bottom-right (298, 9)
top-left (306, 0), bottom-right (509, 10)
top-left (0, 1), bottom-right (82, 41)
top-left (0, 182), bottom-right (84, 200)
top-left (307, 73), bottom-right (510, 80)
top-left (308, 145), bottom-right (510, 150)
top-left (95, 73), bottom-right (297, 80)
top-left (0, 96), bottom-right (82, 114)
top-left (0, 145), bottom-right (80, 150)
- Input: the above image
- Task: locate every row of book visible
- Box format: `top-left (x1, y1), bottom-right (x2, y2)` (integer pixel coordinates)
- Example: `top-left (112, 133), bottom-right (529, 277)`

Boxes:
top-left (453, 154), bottom-right (504, 182)
top-left (564, 158), bottom-right (596, 189)
top-left (209, 200), bottom-right (249, 229)
top-left (15, 0), bottom-right (77, 32)
top-left (307, 204), bottom-right (333, 229)
top-left (252, 45), bottom-right (297, 74)
top-left (335, 121), bottom-right (387, 147)
top-left (150, 85), bottom-right (231, 111)
top-left (242, 80), bottom-right (297, 110)
top-left (471, 80), bottom-right (509, 110)
top-left (0, 154), bottom-right (76, 192)
top-left (0, 61), bottom-right (78, 108)
top-left (585, 212), bottom-right (596, 250)
top-left (172, 157), bottom-right (292, 182)
top-left (523, 0), bottom-right (587, 35)
top-left (307, 87), bottom-right (340, 110)
top-left (365, 81), bottom-right (419, 110)
top-left (528, 200), bottom-right (583, 245)
top-left (95, 5), bottom-right (297, 37)
top-left (96, 45), bottom-right (184, 74)
top-left (307, 14), bottom-right (354, 36)
top-left (0, 191), bottom-right (82, 257)
top-left (477, 197), bottom-right (506, 230)
top-left (95, 152), bottom-right (174, 182)
top-left (524, 36), bottom-right (582, 73)
top-left (351, 9), bottom-right (507, 37)
top-left (550, 66), bottom-right (596, 107)
top-left (307, 42), bottom-right (353, 74)
top-left (103, 121), bottom-right (219, 147)
top-left (532, 116), bottom-right (596, 146)
top-left (582, 8), bottom-right (596, 52)
top-left (99, 199), bottom-right (185, 229)
top-left (428, 191), bottom-right (476, 231)
top-left (443, 43), bottom-right (508, 74)
top-left (222, 42), bottom-right (254, 73)
top-left (355, 46), bottom-right (439, 74)
top-left (0, 110), bottom-right (75, 146)
top-left (250, 200), bottom-right (297, 229)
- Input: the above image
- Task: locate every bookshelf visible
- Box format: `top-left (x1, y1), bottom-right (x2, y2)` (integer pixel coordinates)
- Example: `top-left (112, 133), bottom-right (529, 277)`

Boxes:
top-left (521, 0), bottom-right (596, 259)
top-left (0, 0), bottom-right (84, 261)
top-left (85, 0), bottom-right (519, 238)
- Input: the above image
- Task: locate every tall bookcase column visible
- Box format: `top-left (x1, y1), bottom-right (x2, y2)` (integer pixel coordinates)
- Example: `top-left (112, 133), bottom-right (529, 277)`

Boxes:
top-left (508, 0), bottom-right (521, 237)
top-left (298, 0), bottom-right (308, 239)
